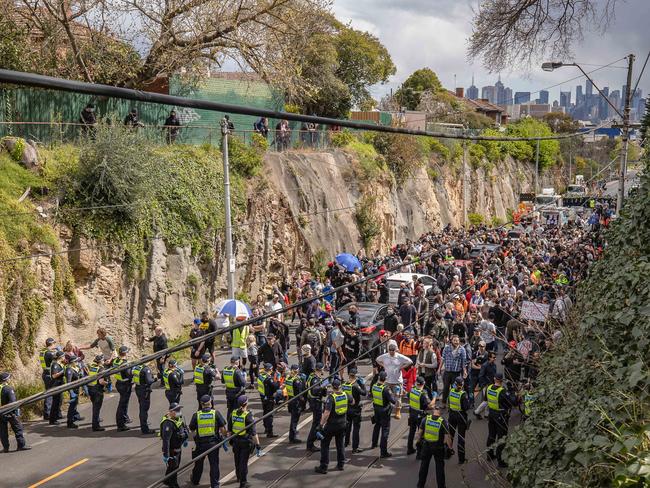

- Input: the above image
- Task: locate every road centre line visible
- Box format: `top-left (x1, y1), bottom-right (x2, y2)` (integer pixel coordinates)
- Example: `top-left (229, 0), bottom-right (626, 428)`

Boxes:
top-left (27, 458), bottom-right (89, 488)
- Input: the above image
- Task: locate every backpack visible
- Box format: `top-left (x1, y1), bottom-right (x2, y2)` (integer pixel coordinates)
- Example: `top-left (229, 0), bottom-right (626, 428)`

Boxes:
top-left (305, 328), bottom-right (320, 352)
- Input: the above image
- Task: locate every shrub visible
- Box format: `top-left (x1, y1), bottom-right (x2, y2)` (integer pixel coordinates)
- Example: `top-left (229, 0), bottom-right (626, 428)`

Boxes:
top-left (469, 143), bottom-right (486, 168)
top-left (355, 195), bottom-right (381, 248)
top-left (427, 138), bottom-right (451, 161)
top-left (330, 130), bottom-right (356, 148)
top-left (372, 132), bottom-right (425, 182)
top-left (490, 216), bottom-right (504, 227)
top-left (467, 212), bottom-right (484, 226)
top-left (226, 135), bottom-right (264, 177)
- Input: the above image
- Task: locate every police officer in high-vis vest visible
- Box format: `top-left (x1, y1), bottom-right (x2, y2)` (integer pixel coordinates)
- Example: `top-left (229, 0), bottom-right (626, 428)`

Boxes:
top-left (48, 350), bottom-right (66, 425)
top-left (189, 395), bottom-right (227, 488)
top-left (112, 346), bottom-right (133, 431)
top-left (407, 376), bottom-right (434, 457)
top-left (161, 403), bottom-right (189, 488)
top-left (371, 371), bottom-right (396, 458)
top-left (222, 356), bottom-right (247, 428)
top-left (39, 338), bottom-right (57, 421)
top-left (486, 373), bottom-right (515, 467)
top-left (132, 360), bottom-right (157, 434)
top-left (231, 396), bottom-right (261, 488)
top-left (0, 372), bottom-right (30, 452)
top-left (87, 354), bottom-right (107, 431)
top-left (285, 364), bottom-right (304, 443)
top-left (257, 363), bottom-right (279, 438)
top-left (306, 362), bottom-right (327, 452)
top-left (448, 376), bottom-right (471, 464)
top-left (416, 405), bottom-right (453, 488)
top-left (163, 358), bottom-right (184, 407)
top-left (314, 377), bottom-right (349, 474)
top-left (343, 368), bottom-right (366, 453)
top-left (64, 355), bottom-right (83, 428)
top-left (194, 353), bottom-right (219, 409)
top-left (521, 383), bottom-right (534, 421)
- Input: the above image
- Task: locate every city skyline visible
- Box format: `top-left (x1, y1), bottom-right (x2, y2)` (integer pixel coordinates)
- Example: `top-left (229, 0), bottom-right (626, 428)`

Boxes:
top-left (465, 74), bottom-right (646, 122)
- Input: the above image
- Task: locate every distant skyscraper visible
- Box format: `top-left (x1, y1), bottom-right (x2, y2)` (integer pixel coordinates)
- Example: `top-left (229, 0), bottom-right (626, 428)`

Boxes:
top-left (494, 75), bottom-right (505, 105)
top-left (576, 85), bottom-right (583, 105)
top-left (586, 80), bottom-right (593, 97)
top-left (466, 75), bottom-right (479, 100)
top-left (514, 91), bottom-right (531, 104)
top-left (560, 91), bottom-right (571, 108)
top-left (538, 90), bottom-right (549, 104)
top-left (482, 85), bottom-right (496, 103)
top-left (503, 87), bottom-right (513, 105)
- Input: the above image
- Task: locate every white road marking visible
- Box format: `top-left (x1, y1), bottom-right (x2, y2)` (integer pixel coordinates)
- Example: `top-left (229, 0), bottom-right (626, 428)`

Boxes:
top-left (219, 415), bottom-right (313, 483)
top-left (30, 440), bottom-right (49, 447)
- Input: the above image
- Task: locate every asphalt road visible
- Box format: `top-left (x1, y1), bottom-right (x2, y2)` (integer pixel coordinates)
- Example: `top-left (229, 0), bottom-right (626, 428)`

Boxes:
top-left (4, 338), bottom-right (515, 488)
top-left (603, 169), bottom-right (640, 197)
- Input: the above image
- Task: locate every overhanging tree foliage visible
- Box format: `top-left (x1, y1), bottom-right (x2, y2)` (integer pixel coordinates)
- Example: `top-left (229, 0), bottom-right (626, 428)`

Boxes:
top-left (8, 0), bottom-right (331, 88)
top-left (468, 0), bottom-right (620, 71)
top-left (504, 164), bottom-right (650, 486)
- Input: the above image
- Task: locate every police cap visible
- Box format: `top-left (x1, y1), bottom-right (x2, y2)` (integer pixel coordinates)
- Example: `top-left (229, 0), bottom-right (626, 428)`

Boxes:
top-left (348, 368), bottom-right (358, 376)
top-left (290, 364), bottom-right (299, 371)
top-left (45, 338), bottom-right (56, 346)
top-left (454, 376), bottom-right (464, 386)
top-left (118, 345), bottom-right (129, 354)
top-left (0, 372), bottom-right (10, 382)
top-left (331, 378), bottom-right (341, 389)
top-left (169, 403), bottom-right (182, 412)
top-left (416, 376), bottom-right (425, 385)
top-left (378, 371), bottom-right (388, 381)
top-left (494, 372), bottom-right (504, 381)
top-left (200, 394), bottom-right (211, 404)
top-left (315, 362), bottom-right (324, 371)
top-left (264, 362), bottom-right (273, 370)
top-left (238, 395), bottom-right (249, 406)
top-left (201, 353), bottom-right (211, 362)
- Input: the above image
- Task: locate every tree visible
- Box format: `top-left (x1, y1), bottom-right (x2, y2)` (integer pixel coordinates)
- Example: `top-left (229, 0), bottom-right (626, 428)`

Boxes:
top-left (334, 26), bottom-right (395, 109)
top-left (641, 104), bottom-right (650, 148)
top-left (468, 0), bottom-right (620, 71)
top-left (287, 20), bottom-right (395, 118)
top-left (10, 0), bottom-right (331, 88)
top-left (395, 68), bottom-right (443, 110)
top-left (543, 112), bottom-right (580, 133)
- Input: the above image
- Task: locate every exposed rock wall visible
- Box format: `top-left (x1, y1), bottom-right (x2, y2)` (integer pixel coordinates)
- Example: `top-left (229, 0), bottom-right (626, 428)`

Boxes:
top-left (13, 149), bottom-right (540, 380)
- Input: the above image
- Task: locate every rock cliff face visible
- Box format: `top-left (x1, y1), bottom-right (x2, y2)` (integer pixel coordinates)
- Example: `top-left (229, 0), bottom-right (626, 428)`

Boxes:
top-left (13, 149), bottom-right (539, 380)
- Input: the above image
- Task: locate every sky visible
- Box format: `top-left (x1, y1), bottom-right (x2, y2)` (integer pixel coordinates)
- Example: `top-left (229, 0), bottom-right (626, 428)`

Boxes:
top-left (332, 0), bottom-right (650, 105)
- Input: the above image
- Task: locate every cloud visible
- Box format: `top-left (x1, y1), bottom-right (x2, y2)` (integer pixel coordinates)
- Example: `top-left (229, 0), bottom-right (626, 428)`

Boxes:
top-left (333, 0), bottom-right (650, 103)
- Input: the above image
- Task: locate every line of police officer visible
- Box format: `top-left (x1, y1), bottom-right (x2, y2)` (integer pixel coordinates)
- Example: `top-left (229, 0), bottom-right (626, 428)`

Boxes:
top-left (23, 335), bottom-right (520, 488)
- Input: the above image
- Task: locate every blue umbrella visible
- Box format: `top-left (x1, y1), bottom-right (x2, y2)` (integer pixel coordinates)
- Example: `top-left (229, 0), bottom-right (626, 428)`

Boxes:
top-left (214, 299), bottom-right (253, 320)
top-left (335, 253), bottom-right (362, 272)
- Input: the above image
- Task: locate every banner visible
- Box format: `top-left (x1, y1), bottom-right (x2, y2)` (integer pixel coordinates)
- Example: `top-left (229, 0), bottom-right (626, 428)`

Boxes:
top-left (520, 301), bottom-right (550, 322)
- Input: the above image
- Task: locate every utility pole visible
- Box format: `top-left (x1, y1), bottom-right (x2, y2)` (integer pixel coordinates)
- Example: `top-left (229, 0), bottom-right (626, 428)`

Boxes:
top-left (617, 54), bottom-right (635, 215)
top-left (220, 116), bottom-right (235, 299)
top-left (462, 142), bottom-right (468, 227)
top-left (534, 138), bottom-right (540, 193)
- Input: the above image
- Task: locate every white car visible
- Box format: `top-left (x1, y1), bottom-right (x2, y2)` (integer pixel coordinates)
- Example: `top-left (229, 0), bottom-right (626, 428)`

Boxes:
top-left (386, 272), bottom-right (436, 304)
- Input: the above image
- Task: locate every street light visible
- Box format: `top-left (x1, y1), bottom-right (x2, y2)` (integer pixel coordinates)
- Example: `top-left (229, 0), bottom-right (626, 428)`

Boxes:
top-left (541, 56), bottom-right (635, 214)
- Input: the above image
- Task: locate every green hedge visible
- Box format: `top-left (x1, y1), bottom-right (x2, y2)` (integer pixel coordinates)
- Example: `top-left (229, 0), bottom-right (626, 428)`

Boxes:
top-left (504, 165), bottom-right (650, 486)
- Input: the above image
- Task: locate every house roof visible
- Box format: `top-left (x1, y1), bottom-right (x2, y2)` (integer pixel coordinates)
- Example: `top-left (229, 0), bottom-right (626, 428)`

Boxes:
top-left (445, 90), bottom-right (504, 114)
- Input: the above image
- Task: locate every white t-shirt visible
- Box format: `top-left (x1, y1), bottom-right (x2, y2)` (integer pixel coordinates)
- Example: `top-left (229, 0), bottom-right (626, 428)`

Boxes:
top-left (215, 315), bottom-right (230, 330)
top-left (478, 320), bottom-right (496, 344)
top-left (376, 352), bottom-right (413, 384)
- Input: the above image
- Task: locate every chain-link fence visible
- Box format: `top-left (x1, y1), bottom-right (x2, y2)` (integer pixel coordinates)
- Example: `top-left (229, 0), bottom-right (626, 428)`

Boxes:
top-left (0, 120), bottom-right (349, 151)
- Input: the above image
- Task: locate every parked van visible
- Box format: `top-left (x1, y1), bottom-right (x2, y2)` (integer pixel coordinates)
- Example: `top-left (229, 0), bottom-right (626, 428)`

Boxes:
top-left (386, 273), bottom-right (436, 304)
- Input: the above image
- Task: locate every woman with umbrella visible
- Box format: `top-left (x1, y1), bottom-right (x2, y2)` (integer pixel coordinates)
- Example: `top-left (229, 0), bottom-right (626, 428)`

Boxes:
top-left (215, 299), bottom-right (253, 366)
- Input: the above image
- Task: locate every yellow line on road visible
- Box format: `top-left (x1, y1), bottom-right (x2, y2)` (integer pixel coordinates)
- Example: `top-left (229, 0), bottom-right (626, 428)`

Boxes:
top-left (27, 458), bottom-right (89, 488)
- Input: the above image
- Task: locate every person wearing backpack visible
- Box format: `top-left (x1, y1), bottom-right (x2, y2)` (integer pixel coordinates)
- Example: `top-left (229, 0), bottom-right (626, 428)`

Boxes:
top-left (300, 319), bottom-right (322, 360)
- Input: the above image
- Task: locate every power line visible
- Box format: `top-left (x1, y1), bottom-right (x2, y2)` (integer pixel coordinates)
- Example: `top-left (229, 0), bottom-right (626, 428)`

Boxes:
top-left (632, 50), bottom-right (650, 96)
top-left (491, 57), bottom-right (627, 106)
top-left (0, 69), bottom-right (602, 142)
top-left (0, 252), bottom-right (423, 416)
